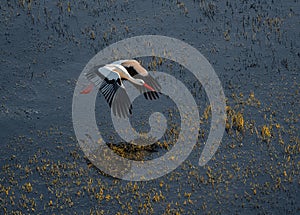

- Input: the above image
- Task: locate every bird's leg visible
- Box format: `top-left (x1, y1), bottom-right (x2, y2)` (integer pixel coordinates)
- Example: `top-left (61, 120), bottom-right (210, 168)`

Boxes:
top-left (80, 83), bottom-right (94, 94)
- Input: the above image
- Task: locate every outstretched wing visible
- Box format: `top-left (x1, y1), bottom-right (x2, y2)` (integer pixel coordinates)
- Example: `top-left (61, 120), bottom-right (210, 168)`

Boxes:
top-left (84, 65), bottom-right (105, 87)
top-left (119, 60), bottom-right (161, 100)
top-left (85, 66), bottom-right (132, 118)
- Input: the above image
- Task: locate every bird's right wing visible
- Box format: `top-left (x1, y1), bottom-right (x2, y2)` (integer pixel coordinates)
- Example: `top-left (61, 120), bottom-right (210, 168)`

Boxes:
top-left (120, 60), bottom-right (148, 76)
top-left (124, 67), bottom-right (161, 100)
top-left (115, 60), bottom-right (161, 100)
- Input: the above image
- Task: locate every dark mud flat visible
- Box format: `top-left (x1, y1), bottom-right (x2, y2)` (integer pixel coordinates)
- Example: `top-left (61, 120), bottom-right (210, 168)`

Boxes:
top-left (0, 0), bottom-right (299, 214)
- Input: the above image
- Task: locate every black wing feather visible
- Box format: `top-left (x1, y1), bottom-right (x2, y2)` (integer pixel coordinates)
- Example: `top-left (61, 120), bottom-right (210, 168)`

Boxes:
top-left (99, 78), bottom-right (132, 118)
top-left (84, 67), bottom-right (132, 118)
top-left (124, 66), bottom-right (161, 100)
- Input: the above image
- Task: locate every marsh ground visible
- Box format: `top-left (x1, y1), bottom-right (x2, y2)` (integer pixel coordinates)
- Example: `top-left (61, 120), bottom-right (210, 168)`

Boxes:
top-left (0, 0), bottom-right (299, 214)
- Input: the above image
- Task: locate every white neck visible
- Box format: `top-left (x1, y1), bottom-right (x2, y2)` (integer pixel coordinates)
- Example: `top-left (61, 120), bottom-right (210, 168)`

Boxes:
top-left (127, 77), bottom-right (143, 86)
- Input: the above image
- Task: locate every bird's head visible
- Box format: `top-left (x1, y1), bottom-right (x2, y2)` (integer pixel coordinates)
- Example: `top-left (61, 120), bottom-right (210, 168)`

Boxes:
top-left (135, 79), bottom-right (155, 91)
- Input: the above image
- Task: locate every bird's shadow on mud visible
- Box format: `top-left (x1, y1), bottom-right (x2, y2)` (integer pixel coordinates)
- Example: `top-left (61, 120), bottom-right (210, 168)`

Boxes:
top-left (106, 138), bottom-right (160, 161)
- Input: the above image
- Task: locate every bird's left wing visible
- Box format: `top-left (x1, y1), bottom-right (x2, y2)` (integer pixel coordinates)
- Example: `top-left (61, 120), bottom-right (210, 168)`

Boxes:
top-left (84, 66), bottom-right (132, 118)
top-left (84, 66), bottom-right (107, 87)
top-left (99, 69), bottom-right (133, 118)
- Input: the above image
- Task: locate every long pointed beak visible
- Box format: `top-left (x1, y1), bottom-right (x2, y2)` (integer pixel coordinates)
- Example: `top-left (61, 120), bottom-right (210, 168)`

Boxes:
top-left (80, 83), bottom-right (94, 94)
top-left (143, 83), bottom-right (155, 91)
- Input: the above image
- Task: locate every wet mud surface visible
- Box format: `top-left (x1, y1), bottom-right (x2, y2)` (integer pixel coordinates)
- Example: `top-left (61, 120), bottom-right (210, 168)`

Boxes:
top-left (0, 0), bottom-right (299, 214)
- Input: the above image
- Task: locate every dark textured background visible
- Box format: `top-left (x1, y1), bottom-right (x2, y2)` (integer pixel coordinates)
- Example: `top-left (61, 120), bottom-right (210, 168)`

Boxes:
top-left (0, 0), bottom-right (299, 214)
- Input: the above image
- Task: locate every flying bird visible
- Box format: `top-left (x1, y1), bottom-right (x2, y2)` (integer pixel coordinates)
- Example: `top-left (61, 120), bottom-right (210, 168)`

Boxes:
top-left (80, 60), bottom-right (161, 118)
